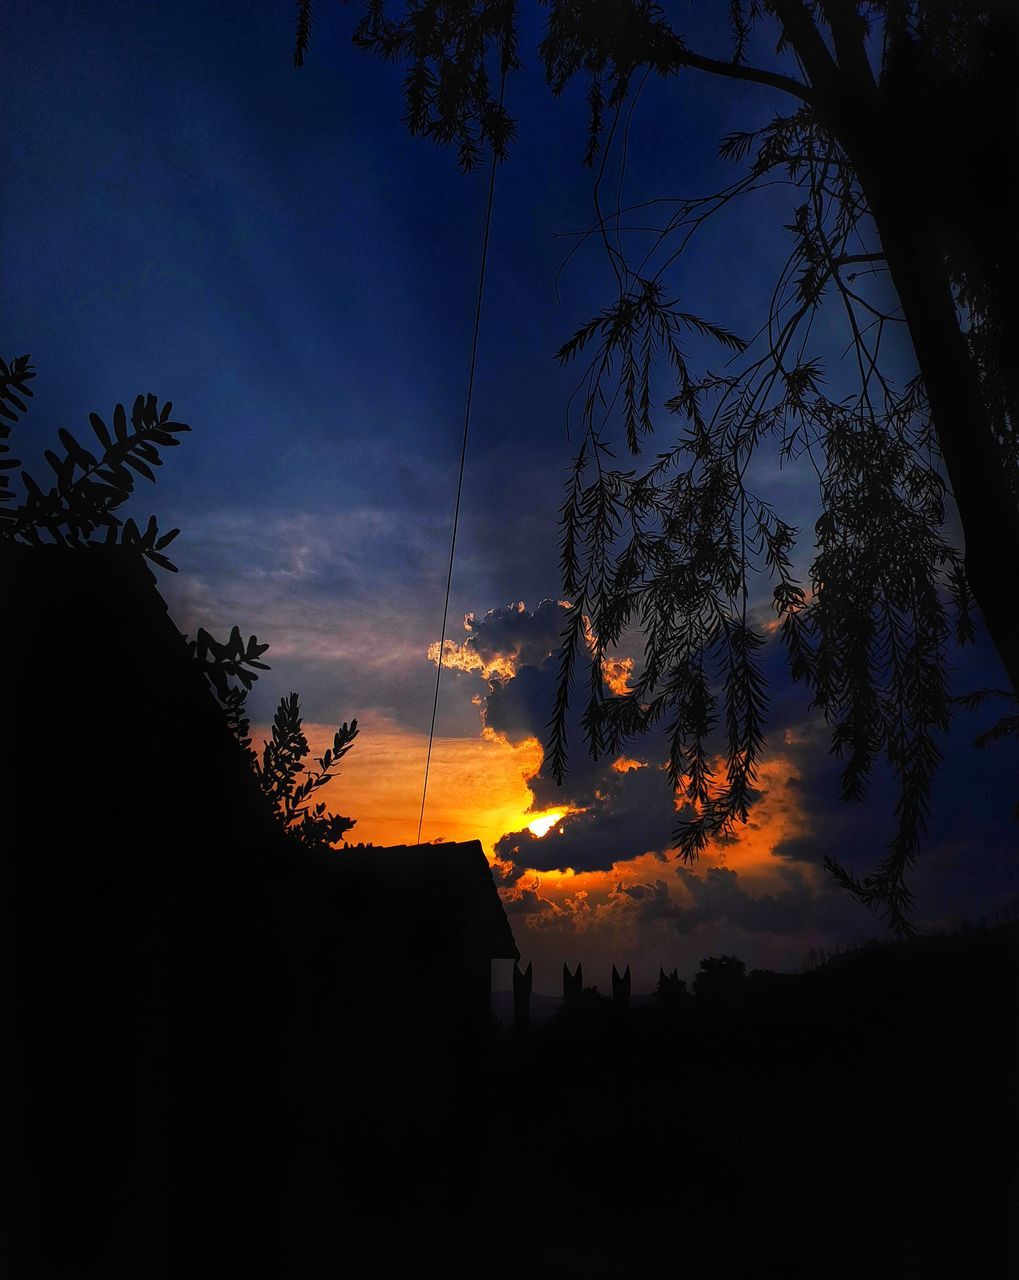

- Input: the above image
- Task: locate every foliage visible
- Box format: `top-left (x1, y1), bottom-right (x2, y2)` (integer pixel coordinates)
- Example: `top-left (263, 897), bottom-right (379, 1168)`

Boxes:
top-left (188, 631), bottom-right (359, 848)
top-left (255, 691), bottom-right (359, 846)
top-left (0, 354), bottom-right (187, 569)
top-left (187, 616), bottom-right (360, 847)
top-left (340, 0), bottom-right (521, 169)
top-left (295, 2), bottom-right (1019, 931)
top-left (3, 356), bottom-right (359, 848)
top-left (692, 953), bottom-right (747, 1002)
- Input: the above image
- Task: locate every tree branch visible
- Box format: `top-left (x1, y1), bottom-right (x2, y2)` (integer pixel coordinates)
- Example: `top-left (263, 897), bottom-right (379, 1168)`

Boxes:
top-left (833, 252), bottom-right (886, 266)
top-left (769, 0), bottom-right (840, 97)
top-left (669, 44), bottom-right (816, 105)
top-left (817, 0), bottom-right (878, 97)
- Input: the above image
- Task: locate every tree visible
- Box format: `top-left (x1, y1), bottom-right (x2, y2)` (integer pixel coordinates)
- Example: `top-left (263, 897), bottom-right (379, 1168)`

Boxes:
top-left (692, 954), bottom-right (747, 1004)
top-left (293, 2), bottom-right (1018, 927)
top-left (191, 629), bottom-right (360, 845)
top-left (1, 356), bottom-right (359, 848)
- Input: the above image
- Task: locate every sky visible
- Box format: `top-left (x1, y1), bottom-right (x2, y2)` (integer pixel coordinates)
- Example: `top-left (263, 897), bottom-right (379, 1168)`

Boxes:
top-left (4, 1), bottom-right (1016, 992)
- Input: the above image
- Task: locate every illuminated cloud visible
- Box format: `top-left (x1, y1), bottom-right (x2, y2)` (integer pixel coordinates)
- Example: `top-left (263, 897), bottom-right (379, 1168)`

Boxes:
top-left (427, 639), bottom-right (518, 681)
top-left (612, 756), bottom-right (645, 773)
top-left (428, 598), bottom-right (571, 681)
top-left (495, 761), bottom-right (678, 876)
top-left (581, 614), bottom-right (634, 694)
top-left (469, 599), bottom-right (813, 883)
top-left (601, 656), bottom-right (635, 696)
top-left (491, 850), bottom-right (856, 995)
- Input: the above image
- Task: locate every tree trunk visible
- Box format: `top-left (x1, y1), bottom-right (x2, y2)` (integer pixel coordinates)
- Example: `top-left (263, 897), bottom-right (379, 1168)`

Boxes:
top-left (775, 0), bottom-right (1019, 701)
top-left (851, 143), bottom-right (1019, 700)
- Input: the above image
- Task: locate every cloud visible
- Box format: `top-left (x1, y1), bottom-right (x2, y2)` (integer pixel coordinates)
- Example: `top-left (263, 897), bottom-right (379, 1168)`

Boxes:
top-left (429, 598), bottom-right (570, 680)
top-left (495, 760), bottom-right (678, 875)
top-left (457, 599), bottom-right (817, 892)
top-left (768, 696), bottom-right (1019, 928)
top-left (500, 878), bottom-right (560, 918)
top-left (669, 864), bottom-right (819, 935)
top-left (494, 853), bottom-right (862, 996)
top-left (446, 597), bottom-right (1019, 991)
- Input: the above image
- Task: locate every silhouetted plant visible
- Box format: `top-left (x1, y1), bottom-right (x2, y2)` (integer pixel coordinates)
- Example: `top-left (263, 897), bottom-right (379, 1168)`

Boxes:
top-left (0, 355), bottom-right (186, 569)
top-left (187, 619), bottom-right (360, 845)
top-left (2, 357), bottom-right (359, 845)
top-left (693, 954), bottom-right (747, 1004)
top-left (255, 691), bottom-right (358, 846)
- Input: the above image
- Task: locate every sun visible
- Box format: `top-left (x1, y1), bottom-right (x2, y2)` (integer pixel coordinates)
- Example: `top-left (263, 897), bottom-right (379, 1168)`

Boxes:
top-left (527, 810), bottom-right (566, 838)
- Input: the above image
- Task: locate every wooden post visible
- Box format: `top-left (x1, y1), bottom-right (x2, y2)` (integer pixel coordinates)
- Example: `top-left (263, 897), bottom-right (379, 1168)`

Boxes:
top-left (512, 960), bottom-right (532, 1033)
top-left (562, 962), bottom-right (583, 1016)
top-left (612, 964), bottom-right (631, 1012)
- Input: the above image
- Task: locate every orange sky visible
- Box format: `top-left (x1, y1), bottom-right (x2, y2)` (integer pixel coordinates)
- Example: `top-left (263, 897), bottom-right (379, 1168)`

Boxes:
top-left (283, 716), bottom-right (819, 966)
top-left (292, 712), bottom-right (552, 852)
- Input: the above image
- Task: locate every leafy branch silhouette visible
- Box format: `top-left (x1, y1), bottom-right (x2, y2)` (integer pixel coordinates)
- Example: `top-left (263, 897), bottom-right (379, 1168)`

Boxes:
top-left (4, 355), bottom-right (359, 848)
top-left (255, 692), bottom-right (359, 847)
top-left (0, 355), bottom-right (185, 569)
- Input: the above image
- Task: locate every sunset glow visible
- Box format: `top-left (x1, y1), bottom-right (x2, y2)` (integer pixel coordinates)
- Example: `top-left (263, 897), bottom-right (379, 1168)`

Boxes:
top-left (527, 811), bottom-right (567, 838)
top-left (291, 715), bottom-right (544, 853)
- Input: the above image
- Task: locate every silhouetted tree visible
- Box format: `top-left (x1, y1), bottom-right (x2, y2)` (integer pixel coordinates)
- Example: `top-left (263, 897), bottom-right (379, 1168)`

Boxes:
top-left (253, 690), bottom-right (359, 845)
top-left (2, 358), bottom-right (359, 845)
top-left (693, 954), bottom-right (747, 1004)
top-left (294, 3), bottom-right (1019, 930)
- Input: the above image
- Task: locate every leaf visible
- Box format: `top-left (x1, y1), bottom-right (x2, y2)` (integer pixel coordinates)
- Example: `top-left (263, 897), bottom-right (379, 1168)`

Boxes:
top-left (123, 455), bottom-right (156, 482)
top-left (144, 550), bottom-right (179, 572)
top-left (58, 428), bottom-right (98, 471)
top-left (89, 413), bottom-right (112, 449)
top-left (155, 527), bottom-right (180, 550)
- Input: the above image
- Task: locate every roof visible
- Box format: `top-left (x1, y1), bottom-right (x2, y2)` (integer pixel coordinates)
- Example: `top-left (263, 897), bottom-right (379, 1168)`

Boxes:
top-left (2, 543), bottom-right (283, 872)
top-left (318, 840), bottom-right (519, 962)
top-left (2, 545), bottom-right (518, 968)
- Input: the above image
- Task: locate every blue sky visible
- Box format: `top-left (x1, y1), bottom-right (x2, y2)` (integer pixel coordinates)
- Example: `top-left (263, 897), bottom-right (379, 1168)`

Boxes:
top-left (4, 0), bottom-right (1016, 987)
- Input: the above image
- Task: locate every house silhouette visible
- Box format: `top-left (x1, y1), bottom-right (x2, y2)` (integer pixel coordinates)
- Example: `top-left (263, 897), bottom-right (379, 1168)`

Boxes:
top-left (3, 545), bottom-right (517, 1275)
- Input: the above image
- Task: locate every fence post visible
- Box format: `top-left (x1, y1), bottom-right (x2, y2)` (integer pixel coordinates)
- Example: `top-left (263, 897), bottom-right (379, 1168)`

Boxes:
top-left (513, 960), bottom-right (532, 1033)
top-left (612, 964), bottom-right (631, 1013)
top-left (563, 962), bottom-right (583, 1016)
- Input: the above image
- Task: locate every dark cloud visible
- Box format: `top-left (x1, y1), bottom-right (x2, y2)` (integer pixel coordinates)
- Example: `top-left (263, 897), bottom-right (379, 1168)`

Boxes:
top-left (616, 880), bottom-right (660, 901)
top-left (482, 642), bottom-right (674, 812)
top-left (604, 865), bottom-right (857, 938)
top-left (460, 598), bottom-right (568, 671)
top-left (496, 762), bottom-right (678, 875)
top-left (669, 865), bottom-right (819, 935)
top-left (484, 658), bottom-right (559, 748)
top-left (476, 595), bottom-right (1018, 937)
top-left (768, 690), bottom-right (1019, 928)
top-left (500, 882), bottom-right (558, 917)
top-left (625, 879), bottom-right (683, 925)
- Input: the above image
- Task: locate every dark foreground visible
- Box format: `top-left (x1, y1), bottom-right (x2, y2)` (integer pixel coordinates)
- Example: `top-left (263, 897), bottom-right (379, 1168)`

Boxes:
top-left (291, 924), bottom-right (1019, 1280)
top-left (13, 923), bottom-right (1015, 1279)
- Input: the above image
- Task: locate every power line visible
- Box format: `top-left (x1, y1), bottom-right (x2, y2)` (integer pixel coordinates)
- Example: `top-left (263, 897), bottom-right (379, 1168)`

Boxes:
top-left (416, 110), bottom-right (503, 846)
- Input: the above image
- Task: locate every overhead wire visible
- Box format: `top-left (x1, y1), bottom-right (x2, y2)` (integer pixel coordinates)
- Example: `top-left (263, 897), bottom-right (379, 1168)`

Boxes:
top-left (416, 84), bottom-right (505, 845)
